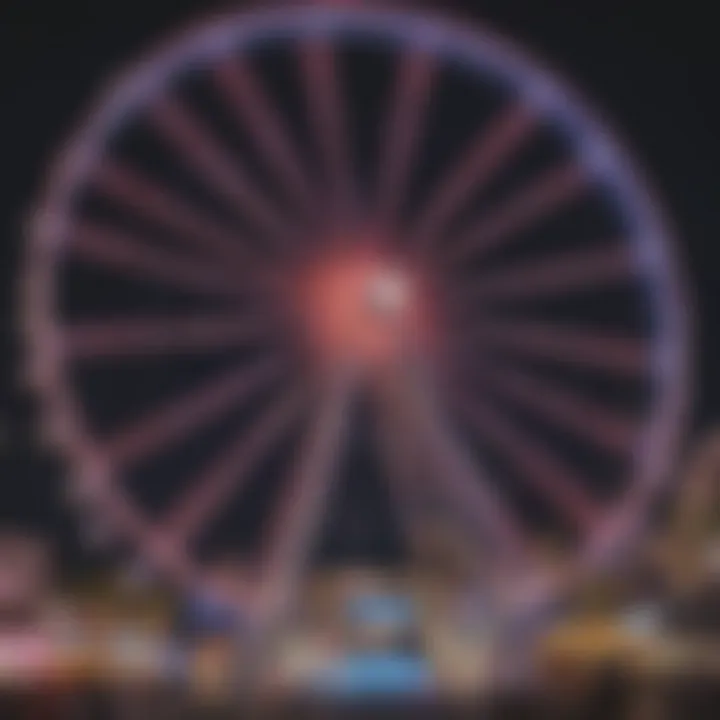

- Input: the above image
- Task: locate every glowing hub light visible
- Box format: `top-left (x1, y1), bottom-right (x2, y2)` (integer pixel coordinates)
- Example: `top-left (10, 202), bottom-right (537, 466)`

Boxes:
top-left (365, 269), bottom-right (411, 320)
top-left (294, 248), bottom-right (434, 370)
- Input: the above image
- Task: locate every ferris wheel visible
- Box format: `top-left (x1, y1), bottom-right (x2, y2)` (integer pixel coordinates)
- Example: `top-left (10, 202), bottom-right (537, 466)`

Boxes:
top-left (23, 2), bottom-right (690, 629)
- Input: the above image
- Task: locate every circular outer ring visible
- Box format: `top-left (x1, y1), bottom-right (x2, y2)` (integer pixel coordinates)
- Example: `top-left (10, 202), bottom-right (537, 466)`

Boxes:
top-left (22, 2), bottom-right (693, 612)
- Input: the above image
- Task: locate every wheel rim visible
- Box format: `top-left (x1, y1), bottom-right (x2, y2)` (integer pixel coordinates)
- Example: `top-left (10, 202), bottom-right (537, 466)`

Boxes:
top-left (24, 3), bottom-right (691, 623)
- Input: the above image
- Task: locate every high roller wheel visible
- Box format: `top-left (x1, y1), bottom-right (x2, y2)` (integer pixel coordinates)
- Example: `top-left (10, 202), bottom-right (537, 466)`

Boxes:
top-left (23, 2), bottom-right (690, 629)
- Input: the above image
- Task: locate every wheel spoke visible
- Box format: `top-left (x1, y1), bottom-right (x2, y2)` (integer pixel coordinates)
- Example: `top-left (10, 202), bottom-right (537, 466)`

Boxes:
top-left (214, 57), bottom-right (317, 217)
top-left (454, 392), bottom-right (603, 531)
top-left (74, 459), bottom-right (191, 582)
top-left (391, 362), bottom-right (527, 561)
top-left (461, 244), bottom-right (633, 306)
top-left (479, 360), bottom-right (636, 454)
top-left (373, 382), bottom-right (439, 556)
top-left (150, 95), bottom-right (293, 242)
top-left (69, 220), bottom-right (260, 300)
top-left (258, 367), bottom-right (356, 622)
top-left (448, 163), bottom-right (588, 264)
top-left (375, 50), bottom-right (437, 231)
top-left (64, 314), bottom-right (270, 360)
top-left (477, 318), bottom-right (649, 376)
top-left (103, 357), bottom-right (284, 468)
top-left (94, 160), bottom-right (261, 268)
top-left (161, 386), bottom-right (306, 546)
top-left (299, 39), bottom-right (355, 224)
top-left (413, 104), bottom-right (536, 250)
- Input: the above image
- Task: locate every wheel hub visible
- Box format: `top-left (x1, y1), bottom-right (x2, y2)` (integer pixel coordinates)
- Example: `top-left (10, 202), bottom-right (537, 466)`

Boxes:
top-left (293, 245), bottom-right (435, 371)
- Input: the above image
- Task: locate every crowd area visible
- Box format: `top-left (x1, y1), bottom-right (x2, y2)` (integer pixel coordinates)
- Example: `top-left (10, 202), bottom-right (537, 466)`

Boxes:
top-left (0, 519), bottom-right (719, 719)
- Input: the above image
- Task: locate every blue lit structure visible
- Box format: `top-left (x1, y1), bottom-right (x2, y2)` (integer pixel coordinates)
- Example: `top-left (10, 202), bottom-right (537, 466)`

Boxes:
top-left (311, 591), bottom-right (435, 699)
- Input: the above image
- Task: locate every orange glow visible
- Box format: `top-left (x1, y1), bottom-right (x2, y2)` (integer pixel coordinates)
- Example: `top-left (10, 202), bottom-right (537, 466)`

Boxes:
top-left (292, 245), bottom-right (434, 371)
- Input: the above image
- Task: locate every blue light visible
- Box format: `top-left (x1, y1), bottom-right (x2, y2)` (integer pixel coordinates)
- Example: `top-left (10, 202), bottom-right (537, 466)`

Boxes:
top-left (345, 593), bottom-right (417, 630)
top-left (312, 652), bottom-right (434, 699)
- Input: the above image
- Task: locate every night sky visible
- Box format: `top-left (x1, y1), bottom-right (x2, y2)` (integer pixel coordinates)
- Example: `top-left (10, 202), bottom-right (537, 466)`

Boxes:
top-left (0, 0), bottom-right (717, 578)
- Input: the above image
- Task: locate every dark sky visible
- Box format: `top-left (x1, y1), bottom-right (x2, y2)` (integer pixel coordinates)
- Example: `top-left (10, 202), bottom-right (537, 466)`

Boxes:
top-left (0, 0), bottom-right (717, 577)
